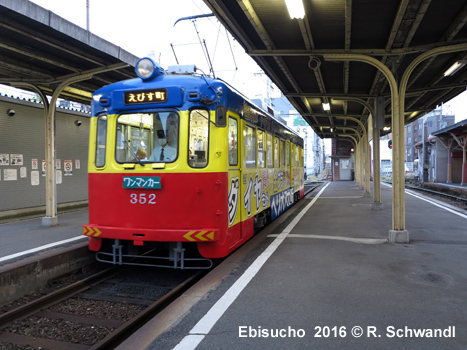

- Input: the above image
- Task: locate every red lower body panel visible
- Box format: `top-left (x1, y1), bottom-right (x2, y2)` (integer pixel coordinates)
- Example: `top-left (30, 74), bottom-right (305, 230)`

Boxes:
top-left (85, 172), bottom-right (252, 258)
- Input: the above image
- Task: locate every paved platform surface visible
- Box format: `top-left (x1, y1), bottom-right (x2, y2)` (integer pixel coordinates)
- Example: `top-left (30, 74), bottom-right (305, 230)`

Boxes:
top-left (0, 210), bottom-right (87, 266)
top-left (138, 181), bottom-right (467, 350)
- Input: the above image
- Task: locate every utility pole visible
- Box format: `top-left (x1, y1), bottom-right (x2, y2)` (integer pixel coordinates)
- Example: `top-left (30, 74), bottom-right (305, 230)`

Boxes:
top-left (86, 0), bottom-right (90, 31)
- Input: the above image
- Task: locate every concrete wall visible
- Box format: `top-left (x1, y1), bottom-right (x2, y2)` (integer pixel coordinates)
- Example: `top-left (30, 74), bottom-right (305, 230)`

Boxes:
top-left (0, 95), bottom-right (90, 213)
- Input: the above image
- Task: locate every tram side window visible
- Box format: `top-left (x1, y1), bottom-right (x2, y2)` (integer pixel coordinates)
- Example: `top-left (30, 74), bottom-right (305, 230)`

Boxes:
top-left (95, 115), bottom-right (107, 167)
top-left (228, 117), bottom-right (238, 166)
top-left (267, 133), bottom-right (273, 168)
top-left (274, 137), bottom-right (279, 168)
top-left (291, 145), bottom-right (295, 167)
top-left (280, 140), bottom-right (285, 167)
top-left (257, 129), bottom-right (265, 168)
top-left (286, 142), bottom-right (290, 166)
top-left (245, 125), bottom-right (256, 168)
top-left (295, 145), bottom-right (299, 166)
top-left (189, 109), bottom-right (209, 168)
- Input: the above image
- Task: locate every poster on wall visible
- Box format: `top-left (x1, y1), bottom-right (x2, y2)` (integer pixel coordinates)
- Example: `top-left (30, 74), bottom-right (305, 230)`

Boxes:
top-left (32, 159), bottom-right (38, 170)
top-left (56, 170), bottom-right (62, 184)
top-left (4, 169), bottom-right (17, 181)
top-left (31, 170), bottom-right (39, 185)
top-left (64, 159), bottom-right (73, 176)
top-left (42, 159), bottom-right (46, 176)
top-left (75, 159), bottom-right (80, 169)
top-left (0, 154), bottom-right (9, 165)
top-left (56, 159), bottom-right (61, 170)
top-left (20, 167), bottom-right (27, 178)
top-left (10, 154), bottom-right (23, 166)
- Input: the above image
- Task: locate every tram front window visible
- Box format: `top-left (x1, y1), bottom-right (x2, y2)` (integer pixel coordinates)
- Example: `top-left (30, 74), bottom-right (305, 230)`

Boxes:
top-left (116, 112), bottom-right (179, 163)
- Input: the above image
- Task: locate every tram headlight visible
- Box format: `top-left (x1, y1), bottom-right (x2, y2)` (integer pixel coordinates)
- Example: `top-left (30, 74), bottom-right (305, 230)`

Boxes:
top-left (135, 57), bottom-right (166, 80)
top-left (136, 58), bottom-right (154, 79)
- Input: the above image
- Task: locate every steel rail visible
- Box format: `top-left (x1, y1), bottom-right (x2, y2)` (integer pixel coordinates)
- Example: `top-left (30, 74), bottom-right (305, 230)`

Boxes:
top-left (90, 270), bottom-right (205, 350)
top-left (406, 185), bottom-right (467, 204)
top-left (382, 180), bottom-right (467, 205)
top-left (0, 266), bottom-right (120, 329)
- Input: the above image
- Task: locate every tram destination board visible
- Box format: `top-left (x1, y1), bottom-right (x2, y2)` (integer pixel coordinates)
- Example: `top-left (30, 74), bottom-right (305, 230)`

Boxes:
top-left (124, 88), bottom-right (167, 104)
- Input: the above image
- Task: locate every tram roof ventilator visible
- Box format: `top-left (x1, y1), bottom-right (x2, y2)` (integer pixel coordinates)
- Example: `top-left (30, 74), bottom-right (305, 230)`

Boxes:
top-left (167, 65), bottom-right (197, 75)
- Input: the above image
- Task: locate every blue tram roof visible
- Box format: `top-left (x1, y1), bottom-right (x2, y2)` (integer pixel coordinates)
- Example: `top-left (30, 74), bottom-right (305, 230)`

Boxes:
top-left (92, 70), bottom-right (303, 147)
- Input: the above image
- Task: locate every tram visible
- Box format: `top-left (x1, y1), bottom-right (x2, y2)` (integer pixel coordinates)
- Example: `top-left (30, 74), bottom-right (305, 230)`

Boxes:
top-left (83, 58), bottom-right (304, 268)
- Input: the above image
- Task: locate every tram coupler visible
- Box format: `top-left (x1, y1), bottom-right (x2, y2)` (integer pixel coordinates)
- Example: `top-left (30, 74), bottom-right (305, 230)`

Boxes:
top-left (170, 242), bottom-right (186, 269)
top-left (112, 239), bottom-right (123, 265)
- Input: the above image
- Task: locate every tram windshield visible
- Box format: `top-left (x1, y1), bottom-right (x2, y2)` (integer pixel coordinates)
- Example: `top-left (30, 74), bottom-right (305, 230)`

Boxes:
top-left (116, 112), bottom-right (179, 163)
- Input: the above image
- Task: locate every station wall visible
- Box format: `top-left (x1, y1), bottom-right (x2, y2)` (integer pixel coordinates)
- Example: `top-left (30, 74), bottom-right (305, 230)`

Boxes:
top-left (0, 95), bottom-right (90, 213)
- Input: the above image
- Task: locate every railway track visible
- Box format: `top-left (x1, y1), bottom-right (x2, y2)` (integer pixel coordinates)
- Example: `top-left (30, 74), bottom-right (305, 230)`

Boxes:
top-left (383, 181), bottom-right (467, 210)
top-left (0, 265), bottom-right (204, 349)
top-left (304, 181), bottom-right (324, 195)
top-left (406, 184), bottom-right (467, 204)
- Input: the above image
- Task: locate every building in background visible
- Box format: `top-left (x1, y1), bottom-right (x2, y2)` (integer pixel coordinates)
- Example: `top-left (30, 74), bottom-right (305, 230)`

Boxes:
top-left (419, 119), bottom-right (467, 184)
top-left (406, 106), bottom-right (455, 163)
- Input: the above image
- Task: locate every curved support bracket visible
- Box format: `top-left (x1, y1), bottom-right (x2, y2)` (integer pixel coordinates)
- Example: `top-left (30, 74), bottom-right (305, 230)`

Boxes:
top-left (396, 43), bottom-right (467, 232)
top-left (336, 117), bottom-right (370, 196)
top-left (43, 72), bottom-right (94, 226)
top-left (334, 126), bottom-right (362, 139)
top-left (323, 53), bottom-right (404, 231)
top-left (336, 134), bottom-right (357, 147)
top-left (10, 82), bottom-right (50, 115)
top-left (332, 96), bottom-right (375, 118)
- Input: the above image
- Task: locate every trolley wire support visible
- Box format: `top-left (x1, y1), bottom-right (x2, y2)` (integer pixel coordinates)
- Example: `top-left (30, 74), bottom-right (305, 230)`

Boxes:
top-left (173, 13), bottom-right (216, 78)
top-left (173, 13), bottom-right (215, 27)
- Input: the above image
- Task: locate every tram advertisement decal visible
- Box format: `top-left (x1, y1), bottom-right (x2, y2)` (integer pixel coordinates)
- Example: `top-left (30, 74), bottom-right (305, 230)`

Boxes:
top-left (123, 176), bottom-right (161, 189)
top-left (228, 177), bottom-right (240, 225)
top-left (271, 187), bottom-right (294, 220)
top-left (243, 174), bottom-right (262, 217)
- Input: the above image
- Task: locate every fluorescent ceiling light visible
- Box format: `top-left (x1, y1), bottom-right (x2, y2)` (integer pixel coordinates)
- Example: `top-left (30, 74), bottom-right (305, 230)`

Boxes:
top-left (322, 103), bottom-right (330, 111)
top-left (285, 0), bottom-right (305, 19)
top-left (444, 61), bottom-right (467, 77)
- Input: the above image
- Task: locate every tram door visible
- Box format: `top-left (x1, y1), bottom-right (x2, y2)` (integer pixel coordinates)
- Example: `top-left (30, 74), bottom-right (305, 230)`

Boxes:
top-left (227, 115), bottom-right (242, 242)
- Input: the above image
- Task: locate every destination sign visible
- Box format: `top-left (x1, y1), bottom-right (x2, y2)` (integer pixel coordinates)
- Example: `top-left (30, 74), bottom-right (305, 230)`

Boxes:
top-left (124, 88), bottom-right (167, 104)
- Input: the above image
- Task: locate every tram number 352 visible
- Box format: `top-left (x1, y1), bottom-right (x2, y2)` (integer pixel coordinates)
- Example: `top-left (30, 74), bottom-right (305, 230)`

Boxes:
top-left (130, 193), bottom-right (156, 205)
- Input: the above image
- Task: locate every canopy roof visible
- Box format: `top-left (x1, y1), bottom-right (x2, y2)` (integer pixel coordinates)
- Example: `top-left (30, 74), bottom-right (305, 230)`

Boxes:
top-left (0, 0), bottom-right (138, 104)
top-left (203, 0), bottom-right (467, 138)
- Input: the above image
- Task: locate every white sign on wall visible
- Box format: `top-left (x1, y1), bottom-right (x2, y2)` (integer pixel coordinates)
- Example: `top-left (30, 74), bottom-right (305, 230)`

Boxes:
top-left (64, 159), bottom-right (73, 176)
top-left (31, 170), bottom-right (39, 185)
top-left (4, 169), bottom-right (17, 181)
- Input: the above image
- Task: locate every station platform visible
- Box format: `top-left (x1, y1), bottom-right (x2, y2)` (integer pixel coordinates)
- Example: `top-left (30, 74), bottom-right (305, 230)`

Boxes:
top-left (123, 180), bottom-right (467, 350)
top-left (0, 210), bottom-right (88, 266)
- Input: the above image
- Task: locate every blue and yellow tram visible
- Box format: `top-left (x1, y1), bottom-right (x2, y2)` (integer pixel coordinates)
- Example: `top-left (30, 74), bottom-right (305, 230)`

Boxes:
top-left (83, 58), bottom-right (304, 268)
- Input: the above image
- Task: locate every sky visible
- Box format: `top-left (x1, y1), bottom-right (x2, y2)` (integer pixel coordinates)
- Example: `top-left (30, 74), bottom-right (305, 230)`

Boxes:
top-left (18, 0), bottom-right (467, 123)
top-left (29, 0), bottom-right (275, 101)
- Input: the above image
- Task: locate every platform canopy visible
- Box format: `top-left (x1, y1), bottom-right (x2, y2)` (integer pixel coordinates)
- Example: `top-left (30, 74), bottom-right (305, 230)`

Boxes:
top-left (203, 0), bottom-right (467, 138)
top-left (0, 0), bottom-right (138, 104)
